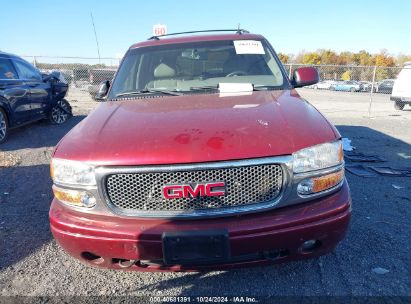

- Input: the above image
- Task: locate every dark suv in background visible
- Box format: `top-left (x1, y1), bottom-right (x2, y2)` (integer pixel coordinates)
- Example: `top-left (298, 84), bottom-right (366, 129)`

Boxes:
top-left (0, 52), bottom-right (71, 143)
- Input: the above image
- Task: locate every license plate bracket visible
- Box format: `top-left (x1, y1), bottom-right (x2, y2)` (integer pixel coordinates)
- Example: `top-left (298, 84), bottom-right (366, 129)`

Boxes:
top-left (162, 230), bottom-right (230, 266)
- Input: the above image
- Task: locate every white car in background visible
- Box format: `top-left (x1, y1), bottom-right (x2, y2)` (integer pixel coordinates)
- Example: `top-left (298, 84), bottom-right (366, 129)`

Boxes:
top-left (312, 80), bottom-right (337, 90)
top-left (391, 62), bottom-right (411, 110)
top-left (359, 81), bottom-right (372, 92)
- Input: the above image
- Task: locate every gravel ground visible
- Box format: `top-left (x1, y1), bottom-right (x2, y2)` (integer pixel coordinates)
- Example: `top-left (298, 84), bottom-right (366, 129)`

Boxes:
top-left (0, 88), bottom-right (410, 297)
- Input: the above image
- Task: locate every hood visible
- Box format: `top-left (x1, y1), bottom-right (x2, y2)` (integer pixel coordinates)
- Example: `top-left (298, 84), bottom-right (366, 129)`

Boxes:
top-left (54, 90), bottom-right (338, 166)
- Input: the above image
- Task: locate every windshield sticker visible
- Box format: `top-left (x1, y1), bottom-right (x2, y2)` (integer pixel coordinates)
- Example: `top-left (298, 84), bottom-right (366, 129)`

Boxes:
top-left (234, 40), bottom-right (265, 55)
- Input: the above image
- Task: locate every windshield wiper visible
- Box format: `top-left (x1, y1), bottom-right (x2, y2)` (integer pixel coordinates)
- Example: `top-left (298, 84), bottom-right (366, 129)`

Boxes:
top-left (252, 85), bottom-right (283, 91)
top-left (115, 89), bottom-right (182, 98)
top-left (186, 84), bottom-right (283, 93)
top-left (188, 85), bottom-right (283, 92)
top-left (188, 85), bottom-right (219, 91)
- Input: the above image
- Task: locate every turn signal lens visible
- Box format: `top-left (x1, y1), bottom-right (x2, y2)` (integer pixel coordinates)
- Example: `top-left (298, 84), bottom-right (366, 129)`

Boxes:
top-left (297, 170), bottom-right (344, 195)
top-left (52, 185), bottom-right (96, 208)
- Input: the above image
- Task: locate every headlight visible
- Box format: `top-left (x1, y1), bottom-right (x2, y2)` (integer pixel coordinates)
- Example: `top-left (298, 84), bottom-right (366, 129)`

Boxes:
top-left (293, 140), bottom-right (343, 173)
top-left (51, 158), bottom-right (96, 186)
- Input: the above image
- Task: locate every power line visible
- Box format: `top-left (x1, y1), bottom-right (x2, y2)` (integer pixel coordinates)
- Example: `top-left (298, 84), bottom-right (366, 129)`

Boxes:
top-left (90, 12), bottom-right (101, 64)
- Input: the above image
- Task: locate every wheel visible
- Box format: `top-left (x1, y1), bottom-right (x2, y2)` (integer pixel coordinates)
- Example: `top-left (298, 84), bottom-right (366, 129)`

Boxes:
top-left (350, 87), bottom-right (356, 92)
top-left (314, 85), bottom-right (318, 90)
top-left (330, 86), bottom-right (335, 91)
top-left (49, 99), bottom-right (72, 124)
top-left (0, 108), bottom-right (9, 144)
top-left (394, 101), bottom-right (405, 110)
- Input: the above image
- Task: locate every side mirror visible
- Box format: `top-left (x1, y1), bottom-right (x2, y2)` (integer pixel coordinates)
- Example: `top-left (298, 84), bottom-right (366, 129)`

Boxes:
top-left (292, 67), bottom-right (319, 88)
top-left (95, 80), bottom-right (110, 101)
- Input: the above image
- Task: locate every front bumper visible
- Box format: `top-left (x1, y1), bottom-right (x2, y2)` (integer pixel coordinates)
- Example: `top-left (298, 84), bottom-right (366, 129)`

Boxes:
top-left (391, 96), bottom-right (411, 104)
top-left (49, 180), bottom-right (351, 271)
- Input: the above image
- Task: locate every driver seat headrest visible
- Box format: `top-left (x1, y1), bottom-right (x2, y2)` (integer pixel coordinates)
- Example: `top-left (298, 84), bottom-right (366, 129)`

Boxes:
top-left (154, 63), bottom-right (176, 78)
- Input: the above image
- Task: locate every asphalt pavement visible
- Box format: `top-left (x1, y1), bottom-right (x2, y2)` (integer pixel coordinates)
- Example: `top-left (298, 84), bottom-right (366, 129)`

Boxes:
top-left (0, 88), bottom-right (410, 297)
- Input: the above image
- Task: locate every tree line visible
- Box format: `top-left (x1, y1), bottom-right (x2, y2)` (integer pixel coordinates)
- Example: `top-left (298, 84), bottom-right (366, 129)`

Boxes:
top-left (277, 49), bottom-right (410, 67)
top-left (277, 50), bottom-right (410, 81)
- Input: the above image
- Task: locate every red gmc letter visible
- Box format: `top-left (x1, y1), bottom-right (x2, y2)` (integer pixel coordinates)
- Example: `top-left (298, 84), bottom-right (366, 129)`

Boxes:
top-left (163, 185), bottom-right (183, 199)
top-left (206, 182), bottom-right (226, 196)
top-left (183, 184), bottom-right (205, 197)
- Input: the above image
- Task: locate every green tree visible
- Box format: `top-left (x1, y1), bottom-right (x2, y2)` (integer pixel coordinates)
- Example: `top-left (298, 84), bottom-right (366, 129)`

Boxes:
top-left (277, 53), bottom-right (289, 64)
top-left (336, 51), bottom-right (353, 65)
top-left (373, 50), bottom-right (395, 67)
top-left (302, 52), bottom-right (321, 65)
top-left (319, 49), bottom-right (338, 64)
top-left (294, 51), bottom-right (306, 64)
top-left (352, 50), bottom-right (372, 66)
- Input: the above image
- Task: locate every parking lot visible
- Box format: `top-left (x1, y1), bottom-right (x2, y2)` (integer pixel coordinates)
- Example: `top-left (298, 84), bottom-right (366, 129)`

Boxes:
top-left (0, 88), bottom-right (410, 297)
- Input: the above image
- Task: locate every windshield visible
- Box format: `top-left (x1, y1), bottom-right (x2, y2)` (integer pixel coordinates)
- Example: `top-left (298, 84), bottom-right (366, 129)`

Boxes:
top-left (108, 39), bottom-right (287, 98)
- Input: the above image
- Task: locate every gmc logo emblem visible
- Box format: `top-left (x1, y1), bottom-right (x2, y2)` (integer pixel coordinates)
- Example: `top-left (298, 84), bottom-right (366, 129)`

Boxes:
top-left (162, 182), bottom-right (226, 199)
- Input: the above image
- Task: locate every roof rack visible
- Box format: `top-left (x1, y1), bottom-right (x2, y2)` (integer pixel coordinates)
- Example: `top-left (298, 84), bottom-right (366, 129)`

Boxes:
top-left (148, 29), bottom-right (250, 40)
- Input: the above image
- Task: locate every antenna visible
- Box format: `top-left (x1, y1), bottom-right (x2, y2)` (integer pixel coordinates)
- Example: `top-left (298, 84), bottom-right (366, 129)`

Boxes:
top-left (90, 12), bottom-right (101, 64)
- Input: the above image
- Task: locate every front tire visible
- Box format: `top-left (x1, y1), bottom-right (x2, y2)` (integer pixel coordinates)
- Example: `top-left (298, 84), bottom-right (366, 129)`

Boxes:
top-left (49, 99), bottom-right (72, 124)
top-left (394, 101), bottom-right (405, 110)
top-left (350, 87), bottom-right (356, 92)
top-left (0, 108), bottom-right (9, 144)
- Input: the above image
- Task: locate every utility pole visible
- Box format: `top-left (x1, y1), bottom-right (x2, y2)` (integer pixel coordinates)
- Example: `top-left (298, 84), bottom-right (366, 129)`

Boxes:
top-left (368, 66), bottom-right (377, 118)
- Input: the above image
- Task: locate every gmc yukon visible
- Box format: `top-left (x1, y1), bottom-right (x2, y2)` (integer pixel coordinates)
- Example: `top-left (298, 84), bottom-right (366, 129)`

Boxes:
top-left (49, 30), bottom-right (351, 271)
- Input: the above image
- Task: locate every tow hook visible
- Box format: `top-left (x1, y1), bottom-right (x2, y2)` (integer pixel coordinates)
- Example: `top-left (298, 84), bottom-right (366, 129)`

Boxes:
top-left (262, 250), bottom-right (281, 261)
top-left (118, 259), bottom-right (136, 268)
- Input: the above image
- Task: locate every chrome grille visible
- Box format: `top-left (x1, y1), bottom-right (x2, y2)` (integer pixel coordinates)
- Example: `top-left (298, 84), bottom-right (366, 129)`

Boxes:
top-left (104, 162), bottom-right (283, 214)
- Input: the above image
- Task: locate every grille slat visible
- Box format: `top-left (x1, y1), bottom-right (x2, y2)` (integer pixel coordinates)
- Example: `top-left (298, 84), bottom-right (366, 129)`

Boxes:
top-left (105, 163), bottom-right (283, 214)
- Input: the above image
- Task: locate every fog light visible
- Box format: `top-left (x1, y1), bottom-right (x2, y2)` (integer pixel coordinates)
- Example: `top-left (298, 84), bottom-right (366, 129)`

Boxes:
top-left (52, 185), bottom-right (96, 208)
top-left (297, 169), bottom-right (344, 195)
top-left (301, 239), bottom-right (321, 252)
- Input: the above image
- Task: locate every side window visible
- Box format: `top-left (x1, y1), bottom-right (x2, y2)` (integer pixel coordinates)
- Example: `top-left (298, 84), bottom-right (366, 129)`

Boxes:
top-left (13, 60), bottom-right (42, 81)
top-left (0, 58), bottom-right (18, 79)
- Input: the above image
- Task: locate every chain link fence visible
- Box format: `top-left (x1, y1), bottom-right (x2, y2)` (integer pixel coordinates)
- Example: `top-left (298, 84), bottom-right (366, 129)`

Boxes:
top-left (284, 64), bottom-right (400, 93)
top-left (18, 56), bottom-right (404, 116)
top-left (283, 64), bottom-right (403, 117)
top-left (21, 55), bottom-right (119, 87)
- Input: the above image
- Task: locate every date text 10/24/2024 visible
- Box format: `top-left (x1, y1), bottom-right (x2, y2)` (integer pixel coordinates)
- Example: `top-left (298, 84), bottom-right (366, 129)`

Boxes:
top-left (149, 296), bottom-right (258, 303)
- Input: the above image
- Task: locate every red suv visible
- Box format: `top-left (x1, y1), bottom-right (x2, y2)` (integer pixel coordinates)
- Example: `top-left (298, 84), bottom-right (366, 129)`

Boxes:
top-left (49, 30), bottom-right (351, 271)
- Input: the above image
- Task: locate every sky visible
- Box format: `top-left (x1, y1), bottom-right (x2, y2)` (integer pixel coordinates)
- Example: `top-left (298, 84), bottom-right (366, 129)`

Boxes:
top-left (1, 0), bottom-right (410, 60)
